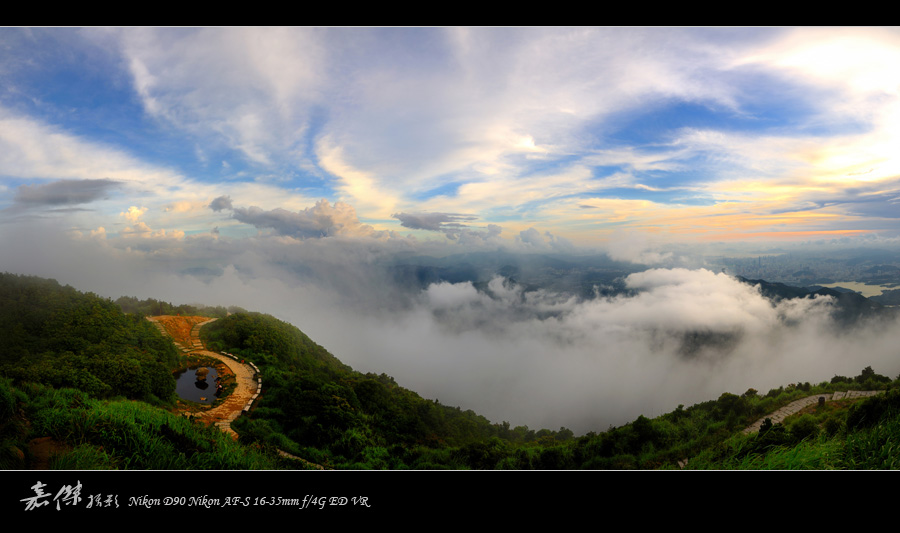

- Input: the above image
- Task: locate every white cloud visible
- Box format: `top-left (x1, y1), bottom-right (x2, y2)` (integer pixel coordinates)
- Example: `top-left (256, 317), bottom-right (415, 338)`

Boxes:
top-left (0, 107), bottom-right (185, 189)
top-left (120, 206), bottom-right (147, 223)
top-left (114, 27), bottom-right (326, 167)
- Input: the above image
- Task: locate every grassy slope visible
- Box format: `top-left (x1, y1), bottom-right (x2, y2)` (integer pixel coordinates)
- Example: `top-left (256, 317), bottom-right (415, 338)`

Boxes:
top-left (686, 388), bottom-right (900, 469)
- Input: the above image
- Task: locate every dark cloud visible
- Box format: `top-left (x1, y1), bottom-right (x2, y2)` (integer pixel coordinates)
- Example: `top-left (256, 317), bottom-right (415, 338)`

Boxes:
top-left (14, 178), bottom-right (121, 206)
top-left (231, 206), bottom-right (330, 238)
top-left (226, 199), bottom-right (380, 239)
top-left (392, 211), bottom-right (503, 244)
top-left (208, 195), bottom-right (233, 212)
top-left (392, 212), bottom-right (478, 232)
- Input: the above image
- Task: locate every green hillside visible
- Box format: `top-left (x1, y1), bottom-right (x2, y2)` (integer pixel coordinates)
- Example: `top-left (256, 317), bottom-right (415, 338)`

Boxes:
top-left (0, 273), bottom-right (179, 402)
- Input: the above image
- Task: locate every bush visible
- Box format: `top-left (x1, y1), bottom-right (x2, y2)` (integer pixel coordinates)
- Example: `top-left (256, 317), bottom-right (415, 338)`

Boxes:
top-left (846, 389), bottom-right (900, 431)
top-left (787, 414), bottom-right (819, 443)
top-left (823, 415), bottom-right (843, 437)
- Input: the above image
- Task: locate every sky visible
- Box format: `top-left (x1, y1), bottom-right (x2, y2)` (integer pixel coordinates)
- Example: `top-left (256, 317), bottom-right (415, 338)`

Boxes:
top-left (3, 27), bottom-right (900, 433)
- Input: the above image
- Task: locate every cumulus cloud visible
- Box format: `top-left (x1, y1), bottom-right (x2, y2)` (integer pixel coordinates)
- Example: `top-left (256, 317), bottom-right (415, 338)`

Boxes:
top-left (120, 206), bottom-right (148, 223)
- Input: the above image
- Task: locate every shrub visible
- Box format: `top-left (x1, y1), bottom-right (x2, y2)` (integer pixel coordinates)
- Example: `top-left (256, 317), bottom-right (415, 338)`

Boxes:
top-left (846, 389), bottom-right (900, 431)
top-left (823, 415), bottom-right (843, 437)
top-left (787, 414), bottom-right (819, 443)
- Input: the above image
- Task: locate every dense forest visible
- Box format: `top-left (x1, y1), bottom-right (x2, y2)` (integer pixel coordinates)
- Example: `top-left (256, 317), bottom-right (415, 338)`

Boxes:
top-left (2, 271), bottom-right (900, 470)
top-left (0, 273), bottom-right (179, 402)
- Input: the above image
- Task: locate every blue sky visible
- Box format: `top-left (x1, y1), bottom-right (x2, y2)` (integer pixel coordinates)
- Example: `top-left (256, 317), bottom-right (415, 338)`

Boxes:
top-left (3, 27), bottom-right (900, 252)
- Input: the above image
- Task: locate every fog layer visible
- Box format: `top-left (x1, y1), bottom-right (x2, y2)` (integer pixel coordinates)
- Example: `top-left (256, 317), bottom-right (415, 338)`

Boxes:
top-left (3, 223), bottom-right (898, 434)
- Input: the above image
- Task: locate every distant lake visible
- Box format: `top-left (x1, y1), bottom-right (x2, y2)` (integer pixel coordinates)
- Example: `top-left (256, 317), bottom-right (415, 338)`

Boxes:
top-left (818, 281), bottom-right (899, 297)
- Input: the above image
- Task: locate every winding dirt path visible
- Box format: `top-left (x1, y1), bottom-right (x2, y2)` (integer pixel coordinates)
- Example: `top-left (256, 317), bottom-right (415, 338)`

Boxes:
top-left (147, 316), bottom-right (261, 440)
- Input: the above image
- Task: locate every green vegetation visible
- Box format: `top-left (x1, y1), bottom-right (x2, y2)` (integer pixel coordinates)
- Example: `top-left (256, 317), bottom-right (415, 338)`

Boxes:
top-left (0, 377), bottom-right (280, 469)
top-left (0, 273), bottom-right (289, 469)
top-left (687, 388), bottom-right (900, 469)
top-left (2, 271), bottom-right (899, 470)
top-left (113, 295), bottom-right (244, 319)
top-left (0, 273), bottom-right (179, 404)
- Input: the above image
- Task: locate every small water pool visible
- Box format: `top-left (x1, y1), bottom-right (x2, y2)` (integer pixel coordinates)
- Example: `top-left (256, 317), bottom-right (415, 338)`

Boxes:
top-left (174, 366), bottom-right (220, 404)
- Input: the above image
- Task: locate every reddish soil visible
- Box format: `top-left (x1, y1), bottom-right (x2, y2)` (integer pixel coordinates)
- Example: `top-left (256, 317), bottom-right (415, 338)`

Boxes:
top-left (152, 315), bottom-right (210, 347)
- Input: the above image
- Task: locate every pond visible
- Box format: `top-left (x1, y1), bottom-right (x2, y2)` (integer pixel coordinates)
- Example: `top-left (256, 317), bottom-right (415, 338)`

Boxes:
top-left (174, 366), bottom-right (220, 404)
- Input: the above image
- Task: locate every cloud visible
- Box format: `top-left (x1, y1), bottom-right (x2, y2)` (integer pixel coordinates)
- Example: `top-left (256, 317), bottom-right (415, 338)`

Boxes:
top-left (0, 106), bottom-right (187, 193)
top-left (219, 198), bottom-right (382, 239)
top-left (8, 28), bottom-right (897, 245)
top-left (392, 211), bottom-right (505, 245)
top-left (13, 178), bottom-right (121, 207)
top-left (116, 27), bottom-right (327, 167)
top-left (209, 195), bottom-right (233, 212)
top-left (516, 227), bottom-right (575, 252)
top-left (606, 230), bottom-right (674, 265)
top-left (393, 212), bottom-right (478, 232)
top-left (307, 266), bottom-right (899, 432)
top-left (120, 221), bottom-right (184, 240)
top-left (120, 206), bottom-right (148, 224)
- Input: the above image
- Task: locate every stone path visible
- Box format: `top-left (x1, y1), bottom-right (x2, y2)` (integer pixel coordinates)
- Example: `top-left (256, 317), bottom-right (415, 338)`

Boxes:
top-left (676, 389), bottom-right (886, 468)
top-left (147, 316), bottom-right (263, 440)
top-left (742, 390), bottom-right (884, 434)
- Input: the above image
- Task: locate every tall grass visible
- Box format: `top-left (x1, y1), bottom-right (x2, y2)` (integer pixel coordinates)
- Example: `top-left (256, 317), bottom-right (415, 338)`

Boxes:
top-left (842, 418), bottom-right (900, 469)
top-left (12, 381), bottom-right (279, 469)
top-left (686, 391), bottom-right (900, 470)
top-left (49, 444), bottom-right (117, 469)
